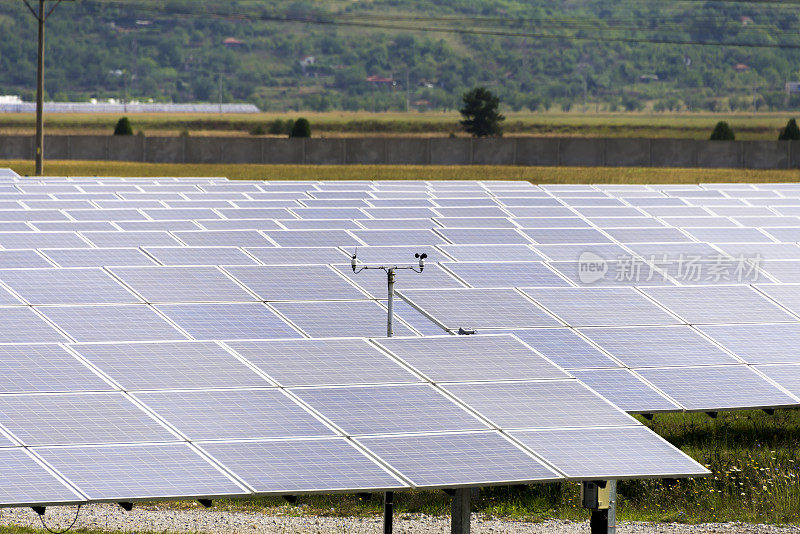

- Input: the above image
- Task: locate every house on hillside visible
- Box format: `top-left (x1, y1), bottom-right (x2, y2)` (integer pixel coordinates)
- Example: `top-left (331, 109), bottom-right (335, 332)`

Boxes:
top-left (734, 63), bottom-right (750, 72)
top-left (367, 75), bottom-right (396, 86)
top-left (223, 37), bottom-right (245, 48)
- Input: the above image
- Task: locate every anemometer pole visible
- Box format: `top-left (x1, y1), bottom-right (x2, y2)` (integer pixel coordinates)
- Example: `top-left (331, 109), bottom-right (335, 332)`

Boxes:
top-left (351, 251), bottom-right (427, 534)
top-left (22, 0), bottom-right (71, 176)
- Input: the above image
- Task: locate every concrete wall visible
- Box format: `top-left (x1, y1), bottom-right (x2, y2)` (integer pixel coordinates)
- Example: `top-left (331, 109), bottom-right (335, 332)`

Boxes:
top-left (4, 135), bottom-right (800, 169)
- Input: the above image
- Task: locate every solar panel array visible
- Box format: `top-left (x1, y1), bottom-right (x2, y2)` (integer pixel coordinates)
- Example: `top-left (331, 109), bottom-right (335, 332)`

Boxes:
top-left (24, 171), bottom-right (800, 506)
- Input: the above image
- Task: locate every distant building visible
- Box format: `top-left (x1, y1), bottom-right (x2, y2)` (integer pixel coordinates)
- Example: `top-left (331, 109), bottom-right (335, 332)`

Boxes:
top-left (223, 37), bottom-right (245, 47)
top-left (734, 63), bottom-right (750, 72)
top-left (786, 82), bottom-right (800, 94)
top-left (299, 56), bottom-right (316, 68)
top-left (640, 74), bottom-right (659, 82)
top-left (367, 75), bottom-right (395, 86)
top-left (740, 16), bottom-right (753, 25)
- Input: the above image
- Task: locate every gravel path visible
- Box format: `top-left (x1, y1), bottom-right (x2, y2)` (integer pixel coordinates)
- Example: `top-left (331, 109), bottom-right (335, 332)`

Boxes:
top-left (1, 504), bottom-right (798, 533)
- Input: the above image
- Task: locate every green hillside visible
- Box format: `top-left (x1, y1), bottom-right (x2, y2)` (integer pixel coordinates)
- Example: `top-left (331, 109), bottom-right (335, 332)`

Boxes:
top-left (2, 0), bottom-right (800, 113)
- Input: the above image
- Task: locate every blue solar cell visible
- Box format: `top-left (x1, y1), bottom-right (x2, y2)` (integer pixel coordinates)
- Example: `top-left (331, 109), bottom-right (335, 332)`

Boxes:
top-left (110, 266), bottom-right (257, 303)
top-left (272, 300), bottom-right (417, 338)
top-left (442, 261), bottom-right (570, 288)
top-left (0, 268), bottom-right (140, 305)
top-left (508, 329), bottom-right (621, 369)
top-left (569, 368), bottom-right (681, 413)
top-left (40, 305), bottom-right (188, 342)
top-left (157, 303), bottom-right (301, 340)
top-left (226, 265), bottom-right (367, 301)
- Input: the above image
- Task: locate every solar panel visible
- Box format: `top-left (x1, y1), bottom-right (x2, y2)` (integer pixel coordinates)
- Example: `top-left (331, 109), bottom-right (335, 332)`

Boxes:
top-left (520, 228), bottom-right (612, 244)
top-left (141, 247), bottom-right (257, 266)
top-left (199, 439), bottom-right (404, 493)
top-left (375, 335), bottom-right (570, 382)
top-left (39, 305), bottom-right (188, 342)
top-left (226, 265), bottom-right (366, 301)
top-left (444, 380), bottom-right (634, 429)
top-left (698, 323), bottom-right (800, 364)
top-left (245, 246), bottom-right (351, 265)
top-left (0, 268), bottom-right (140, 305)
top-left (226, 338), bottom-right (419, 386)
top-left (580, 326), bottom-right (740, 367)
top-left (0, 393), bottom-right (176, 445)
top-left (116, 220), bottom-right (202, 232)
top-left (641, 286), bottom-right (797, 324)
top-left (156, 303), bottom-right (301, 340)
top-left (350, 230), bottom-right (448, 247)
top-left (442, 261), bottom-right (570, 288)
top-left (0, 448), bottom-right (83, 506)
top-left (434, 217), bottom-right (518, 229)
top-left (357, 431), bottom-right (559, 487)
top-left (136, 389), bottom-right (334, 439)
top-left (521, 288), bottom-right (680, 327)
top-left (635, 366), bottom-right (799, 411)
top-left (173, 230), bottom-right (274, 247)
top-left (510, 427), bottom-right (707, 479)
top-left (36, 443), bottom-right (245, 501)
top-left (41, 248), bottom-right (157, 268)
top-left (715, 243), bottom-right (800, 260)
top-left (437, 244), bottom-right (544, 262)
top-left (0, 344), bottom-right (112, 393)
top-left (197, 219), bottom-right (283, 231)
top-left (568, 369), bottom-right (681, 412)
top-left (0, 232), bottom-right (90, 249)
top-left (753, 364), bottom-right (800, 397)
top-left (278, 219), bottom-right (359, 230)
top-left (32, 221), bottom-right (119, 232)
top-left (67, 209), bottom-right (147, 222)
top-left (507, 329), bottom-right (621, 369)
top-left (271, 300), bottom-right (416, 338)
top-left (292, 384), bottom-right (486, 435)
top-left (433, 228), bottom-right (530, 245)
top-left (685, 227), bottom-right (774, 243)
top-left (398, 288), bottom-right (561, 329)
top-left (82, 231), bottom-right (182, 248)
top-left (265, 230), bottom-right (362, 247)
top-left (532, 243), bottom-right (630, 262)
top-left (109, 266), bottom-right (256, 303)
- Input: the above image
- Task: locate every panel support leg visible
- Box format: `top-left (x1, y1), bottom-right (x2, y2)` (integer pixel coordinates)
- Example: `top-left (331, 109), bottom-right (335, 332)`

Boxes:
top-left (383, 491), bottom-right (393, 534)
top-left (451, 487), bottom-right (470, 534)
top-left (589, 481), bottom-right (617, 534)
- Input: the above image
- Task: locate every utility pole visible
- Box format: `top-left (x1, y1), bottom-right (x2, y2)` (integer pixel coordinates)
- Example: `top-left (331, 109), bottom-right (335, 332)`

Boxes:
top-left (218, 72), bottom-right (223, 115)
top-left (21, 0), bottom-right (72, 176)
top-left (405, 69), bottom-right (410, 113)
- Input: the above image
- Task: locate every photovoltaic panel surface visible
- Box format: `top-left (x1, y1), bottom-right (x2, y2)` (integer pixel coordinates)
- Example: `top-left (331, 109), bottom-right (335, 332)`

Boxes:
top-left (0, 449), bottom-right (83, 506)
top-left (271, 301), bottom-right (416, 338)
top-left (135, 389), bottom-right (334, 439)
top-left (0, 268), bottom-right (140, 305)
top-left (225, 338), bottom-right (419, 386)
top-left (156, 303), bottom-right (301, 340)
top-left (375, 335), bottom-right (570, 382)
top-left (292, 384), bottom-right (487, 435)
top-left (506, 329), bottom-right (621, 369)
top-left (0, 345), bottom-right (112, 393)
top-left (568, 369), bottom-right (682, 413)
top-left (198, 439), bottom-right (404, 494)
top-left (443, 381), bottom-right (634, 429)
top-left (226, 265), bottom-right (366, 301)
top-left (357, 432), bottom-right (559, 488)
top-left (39, 305), bottom-right (188, 342)
top-left (35, 443), bottom-right (245, 501)
top-left (510, 427), bottom-right (707, 479)
top-left (579, 326), bottom-right (740, 367)
top-left (71, 341), bottom-right (270, 390)
top-left (398, 288), bottom-right (561, 330)
top-left (110, 266), bottom-right (256, 303)
top-left (698, 324), bottom-right (800, 364)
top-left (635, 366), bottom-right (799, 411)
top-left (0, 393), bottom-right (176, 446)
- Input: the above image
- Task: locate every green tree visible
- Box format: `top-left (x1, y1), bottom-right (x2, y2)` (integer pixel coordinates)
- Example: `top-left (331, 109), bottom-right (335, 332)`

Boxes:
top-left (113, 117), bottom-right (133, 136)
top-left (290, 118), bottom-right (311, 138)
top-left (710, 121), bottom-right (735, 141)
top-left (779, 118), bottom-right (800, 140)
top-left (459, 87), bottom-right (504, 137)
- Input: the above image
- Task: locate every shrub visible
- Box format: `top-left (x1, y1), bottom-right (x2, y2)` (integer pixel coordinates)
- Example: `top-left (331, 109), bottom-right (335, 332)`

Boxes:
top-left (710, 121), bottom-right (735, 141)
top-left (268, 120), bottom-right (285, 135)
top-left (779, 118), bottom-right (800, 140)
top-left (113, 117), bottom-right (133, 136)
top-left (250, 124), bottom-right (267, 136)
top-left (290, 117), bottom-right (311, 138)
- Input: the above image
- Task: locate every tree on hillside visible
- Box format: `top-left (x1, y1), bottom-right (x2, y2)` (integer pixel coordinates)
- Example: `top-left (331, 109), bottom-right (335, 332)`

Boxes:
top-left (459, 87), bottom-right (504, 137)
top-left (779, 119), bottom-right (800, 140)
top-left (710, 121), bottom-right (735, 141)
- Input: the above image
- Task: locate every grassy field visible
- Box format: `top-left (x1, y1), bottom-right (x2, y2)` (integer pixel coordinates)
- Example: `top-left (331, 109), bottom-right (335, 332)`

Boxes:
top-left (4, 160), bottom-right (800, 184)
top-left (1, 111), bottom-right (799, 139)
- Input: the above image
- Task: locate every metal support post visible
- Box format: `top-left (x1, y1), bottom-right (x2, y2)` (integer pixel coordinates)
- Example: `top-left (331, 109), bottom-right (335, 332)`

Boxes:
top-left (451, 487), bottom-right (470, 534)
top-left (383, 491), bottom-right (393, 534)
top-left (608, 480), bottom-right (617, 534)
top-left (587, 480), bottom-right (616, 534)
top-left (387, 268), bottom-right (395, 337)
top-left (35, 0), bottom-right (45, 175)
